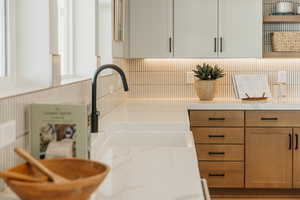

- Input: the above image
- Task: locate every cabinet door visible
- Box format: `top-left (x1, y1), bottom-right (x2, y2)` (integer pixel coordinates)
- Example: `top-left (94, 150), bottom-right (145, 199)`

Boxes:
top-left (174, 0), bottom-right (218, 58)
top-left (245, 128), bottom-right (293, 188)
top-left (294, 128), bottom-right (300, 188)
top-left (218, 0), bottom-right (262, 58)
top-left (129, 0), bottom-right (172, 58)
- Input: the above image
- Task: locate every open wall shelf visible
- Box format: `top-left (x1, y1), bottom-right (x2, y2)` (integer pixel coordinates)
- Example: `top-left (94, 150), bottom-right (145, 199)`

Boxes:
top-left (264, 52), bottom-right (300, 58)
top-left (263, 0), bottom-right (300, 58)
top-left (264, 15), bottom-right (300, 23)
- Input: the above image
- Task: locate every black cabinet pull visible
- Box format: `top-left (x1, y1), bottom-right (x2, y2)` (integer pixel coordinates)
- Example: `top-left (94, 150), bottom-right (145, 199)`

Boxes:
top-left (214, 37), bottom-right (217, 52)
top-left (261, 117), bottom-right (278, 121)
top-left (169, 37), bottom-right (172, 53)
top-left (289, 134), bottom-right (292, 150)
top-left (296, 134), bottom-right (299, 150)
top-left (209, 173), bottom-right (225, 177)
top-left (208, 117), bottom-right (225, 121)
top-left (220, 37), bottom-right (223, 53)
top-left (208, 135), bottom-right (225, 138)
top-left (208, 152), bottom-right (225, 155)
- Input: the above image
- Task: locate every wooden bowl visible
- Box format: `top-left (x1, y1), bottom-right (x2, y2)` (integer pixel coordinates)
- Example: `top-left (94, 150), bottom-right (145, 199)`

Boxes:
top-left (4, 158), bottom-right (110, 200)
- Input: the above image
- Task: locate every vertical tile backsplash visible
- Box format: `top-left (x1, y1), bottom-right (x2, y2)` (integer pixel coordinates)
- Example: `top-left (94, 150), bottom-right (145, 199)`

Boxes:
top-left (0, 58), bottom-right (128, 190)
top-left (128, 59), bottom-right (300, 99)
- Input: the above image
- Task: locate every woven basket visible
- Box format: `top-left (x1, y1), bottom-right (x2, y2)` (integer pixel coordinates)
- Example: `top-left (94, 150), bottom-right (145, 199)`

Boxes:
top-left (272, 32), bottom-right (300, 52)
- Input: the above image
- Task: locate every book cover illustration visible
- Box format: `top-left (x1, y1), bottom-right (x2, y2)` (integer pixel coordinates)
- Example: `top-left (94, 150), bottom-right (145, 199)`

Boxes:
top-left (29, 104), bottom-right (89, 159)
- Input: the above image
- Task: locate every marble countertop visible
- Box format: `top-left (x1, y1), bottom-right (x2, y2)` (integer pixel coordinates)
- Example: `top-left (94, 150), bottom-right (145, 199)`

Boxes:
top-left (187, 97), bottom-right (300, 110)
top-left (187, 98), bottom-right (300, 110)
top-left (90, 139), bottom-right (204, 200)
top-left (3, 97), bottom-right (300, 200)
top-left (0, 99), bottom-right (205, 200)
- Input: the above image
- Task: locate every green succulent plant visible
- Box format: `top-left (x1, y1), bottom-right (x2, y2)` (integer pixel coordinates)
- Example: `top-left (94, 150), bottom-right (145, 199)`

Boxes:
top-left (193, 63), bottom-right (224, 80)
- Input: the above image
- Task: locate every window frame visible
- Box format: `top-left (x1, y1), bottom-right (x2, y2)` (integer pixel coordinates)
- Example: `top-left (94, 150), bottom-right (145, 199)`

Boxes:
top-left (0, 0), bottom-right (7, 77)
top-left (0, 0), bottom-right (16, 85)
top-left (58, 0), bottom-right (74, 79)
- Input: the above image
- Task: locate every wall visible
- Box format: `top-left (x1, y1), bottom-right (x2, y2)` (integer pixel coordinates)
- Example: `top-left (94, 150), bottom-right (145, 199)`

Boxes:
top-left (128, 59), bottom-right (300, 99)
top-left (0, 57), bottom-right (128, 190)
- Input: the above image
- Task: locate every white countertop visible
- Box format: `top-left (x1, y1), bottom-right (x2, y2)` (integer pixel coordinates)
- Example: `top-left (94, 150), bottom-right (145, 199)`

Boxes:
top-left (187, 97), bottom-right (300, 110)
top-left (3, 97), bottom-right (300, 200)
top-left (90, 141), bottom-right (204, 200)
top-left (0, 99), bottom-right (204, 200)
top-left (90, 99), bottom-right (204, 200)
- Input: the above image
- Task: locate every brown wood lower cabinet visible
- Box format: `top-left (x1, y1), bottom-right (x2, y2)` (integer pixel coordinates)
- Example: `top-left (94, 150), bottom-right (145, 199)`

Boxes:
top-left (192, 128), bottom-right (244, 144)
top-left (293, 128), bottom-right (300, 188)
top-left (200, 162), bottom-right (244, 188)
top-left (196, 145), bottom-right (244, 161)
top-left (189, 110), bottom-right (300, 191)
top-left (245, 128), bottom-right (293, 188)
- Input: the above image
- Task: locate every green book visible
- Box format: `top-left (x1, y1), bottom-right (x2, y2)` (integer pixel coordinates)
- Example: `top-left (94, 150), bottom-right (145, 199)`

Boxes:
top-left (29, 104), bottom-right (89, 159)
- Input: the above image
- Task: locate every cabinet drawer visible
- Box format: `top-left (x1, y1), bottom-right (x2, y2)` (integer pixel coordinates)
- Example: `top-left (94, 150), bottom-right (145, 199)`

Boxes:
top-left (189, 111), bottom-right (244, 127)
top-left (192, 128), bottom-right (244, 144)
top-left (196, 145), bottom-right (244, 161)
top-left (199, 161), bottom-right (244, 188)
top-left (246, 111), bottom-right (300, 127)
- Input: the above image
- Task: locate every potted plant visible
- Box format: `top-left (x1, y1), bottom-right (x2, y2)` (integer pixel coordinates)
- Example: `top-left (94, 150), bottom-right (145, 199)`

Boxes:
top-left (193, 63), bottom-right (224, 100)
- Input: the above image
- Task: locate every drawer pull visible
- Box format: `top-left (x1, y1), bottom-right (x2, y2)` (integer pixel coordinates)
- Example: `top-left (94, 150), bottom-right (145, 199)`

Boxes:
top-left (209, 173), bottom-right (225, 177)
top-left (208, 135), bottom-right (225, 138)
top-left (208, 152), bottom-right (225, 155)
top-left (289, 133), bottom-right (292, 150)
top-left (261, 117), bottom-right (278, 121)
top-left (208, 117), bottom-right (225, 121)
top-left (296, 134), bottom-right (299, 150)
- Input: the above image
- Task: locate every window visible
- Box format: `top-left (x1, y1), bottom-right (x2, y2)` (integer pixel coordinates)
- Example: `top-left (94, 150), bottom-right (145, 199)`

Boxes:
top-left (58, 0), bottom-right (73, 77)
top-left (0, 0), bottom-right (6, 77)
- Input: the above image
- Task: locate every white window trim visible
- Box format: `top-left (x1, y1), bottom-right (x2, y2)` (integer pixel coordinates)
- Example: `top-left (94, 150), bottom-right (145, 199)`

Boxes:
top-left (0, 0), bottom-right (7, 77)
top-left (0, 0), bottom-right (16, 86)
top-left (0, 0), bottom-right (52, 99)
top-left (59, 0), bottom-right (74, 77)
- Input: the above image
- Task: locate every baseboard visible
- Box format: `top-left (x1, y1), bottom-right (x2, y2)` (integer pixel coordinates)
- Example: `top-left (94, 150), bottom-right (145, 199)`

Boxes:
top-left (210, 188), bottom-right (300, 198)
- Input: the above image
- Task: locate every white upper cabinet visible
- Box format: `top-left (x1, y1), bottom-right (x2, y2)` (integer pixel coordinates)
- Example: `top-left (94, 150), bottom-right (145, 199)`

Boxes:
top-left (129, 0), bottom-right (173, 58)
top-left (128, 0), bottom-right (262, 58)
top-left (218, 0), bottom-right (262, 58)
top-left (174, 0), bottom-right (218, 58)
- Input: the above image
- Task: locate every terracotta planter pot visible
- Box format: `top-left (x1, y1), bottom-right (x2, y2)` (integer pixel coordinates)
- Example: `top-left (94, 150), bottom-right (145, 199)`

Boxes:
top-left (194, 80), bottom-right (217, 100)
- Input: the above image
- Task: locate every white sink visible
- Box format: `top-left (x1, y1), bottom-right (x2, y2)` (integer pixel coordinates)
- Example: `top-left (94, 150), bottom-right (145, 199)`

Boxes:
top-left (100, 123), bottom-right (194, 148)
top-left (106, 132), bottom-right (192, 147)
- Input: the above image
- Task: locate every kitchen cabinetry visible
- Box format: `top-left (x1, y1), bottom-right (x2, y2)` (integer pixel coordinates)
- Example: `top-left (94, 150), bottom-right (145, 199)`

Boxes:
top-left (218, 0), bottom-right (262, 58)
top-left (128, 0), bottom-right (262, 58)
top-left (293, 128), bottom-right (300, 188)
top-left (245, 128), bottom-right (293, 188)
top-left (190, 110), bottom-right (245, 188)
top-left (129, 0), bottom-right (173, 58)
top-left (174, 0), bottom-right (262, 58)
top-left (245, 111), bottom-right (300, 189)
top-left (173, 0), bottom-right (218, 58)
top-left (189, 110), bottom-right (300, 190)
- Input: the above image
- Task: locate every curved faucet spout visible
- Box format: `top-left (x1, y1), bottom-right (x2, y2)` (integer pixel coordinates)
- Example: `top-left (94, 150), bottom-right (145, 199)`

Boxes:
top-left (91, 64), bottom-right (129, 133)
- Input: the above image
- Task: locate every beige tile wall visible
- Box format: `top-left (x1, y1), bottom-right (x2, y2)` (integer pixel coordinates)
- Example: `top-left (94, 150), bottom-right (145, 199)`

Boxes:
top-left (128, 59), bottom-right (300, 99)
top-left (0, 57), bottom-right (128, 190)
